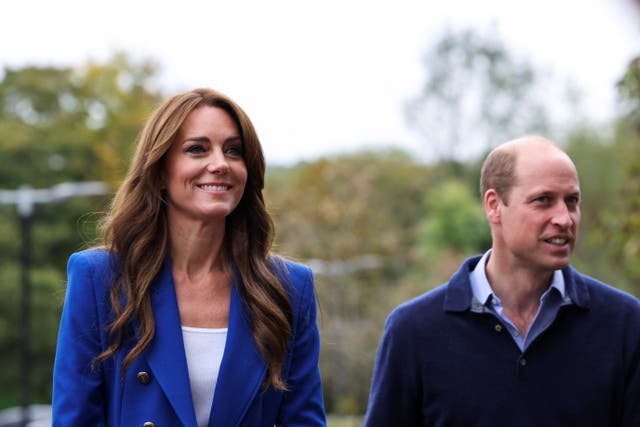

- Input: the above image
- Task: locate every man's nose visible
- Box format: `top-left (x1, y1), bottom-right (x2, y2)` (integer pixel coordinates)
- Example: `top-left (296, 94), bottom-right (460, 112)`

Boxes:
top-left (551, 202), bottom-right (573, 228)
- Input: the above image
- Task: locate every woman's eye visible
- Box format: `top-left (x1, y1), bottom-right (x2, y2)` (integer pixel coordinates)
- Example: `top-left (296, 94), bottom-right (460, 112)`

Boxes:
top-left (186, 145), bottom-right (205, 154)
top-left (226, 145), bottom-right (244, 157)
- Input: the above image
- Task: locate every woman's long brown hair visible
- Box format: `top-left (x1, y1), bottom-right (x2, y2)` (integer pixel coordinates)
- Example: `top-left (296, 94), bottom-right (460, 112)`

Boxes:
top-left (95, 88), bottom-right (294, 390)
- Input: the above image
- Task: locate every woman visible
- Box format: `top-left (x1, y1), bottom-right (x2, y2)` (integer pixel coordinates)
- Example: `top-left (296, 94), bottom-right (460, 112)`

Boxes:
top-left (52, 88), bottom-right (326, 426)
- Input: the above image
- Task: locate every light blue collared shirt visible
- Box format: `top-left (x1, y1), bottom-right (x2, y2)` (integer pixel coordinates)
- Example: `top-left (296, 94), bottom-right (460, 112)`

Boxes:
top-left (469, 250), bottom-right (573, 352)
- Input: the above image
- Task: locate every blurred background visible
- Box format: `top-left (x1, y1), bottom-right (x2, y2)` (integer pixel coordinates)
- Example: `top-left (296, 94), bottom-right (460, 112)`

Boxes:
top-left (1, 0), bottom-right (639, 425)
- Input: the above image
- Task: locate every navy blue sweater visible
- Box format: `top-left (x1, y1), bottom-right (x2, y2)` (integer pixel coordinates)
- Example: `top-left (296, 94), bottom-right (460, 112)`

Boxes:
top-left (365, 256), bottom-right (640, 427)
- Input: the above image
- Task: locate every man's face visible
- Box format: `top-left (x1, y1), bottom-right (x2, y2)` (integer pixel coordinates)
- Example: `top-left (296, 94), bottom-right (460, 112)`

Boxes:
top-left (494, 147), bottom-right (581, 274)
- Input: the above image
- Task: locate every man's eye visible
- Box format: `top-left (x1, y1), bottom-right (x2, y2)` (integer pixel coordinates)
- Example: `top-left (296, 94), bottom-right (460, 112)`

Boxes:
top-left (566, 196), bottom-right (580, 205)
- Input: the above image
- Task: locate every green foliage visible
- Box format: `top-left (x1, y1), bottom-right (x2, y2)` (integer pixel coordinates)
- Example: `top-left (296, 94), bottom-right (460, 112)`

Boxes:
top-left (417, 179), bottom-right (490, 256)
top-left (618, 57), bottom-right (640, 131)
top-left (266, 149), bottom-right (436, 413)
top-left (563, 128), bottom-right (627, 289)
top-left (0, 53), bottom-right (163, 407)
top-left (0, 52), bottom-right (162, 187)
top-left (0, 263), bottom-right (20, 408)
top-left (605, 55), bottom-right (640, 294)
top-left (267, 149), bottom-right (429, 267)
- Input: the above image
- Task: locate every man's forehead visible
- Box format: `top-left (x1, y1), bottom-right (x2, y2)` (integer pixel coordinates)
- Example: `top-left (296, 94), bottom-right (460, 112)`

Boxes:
top-left (514, 149), bottom-right (578, 179)
top-left (513, 179), bottom-right (581, 195)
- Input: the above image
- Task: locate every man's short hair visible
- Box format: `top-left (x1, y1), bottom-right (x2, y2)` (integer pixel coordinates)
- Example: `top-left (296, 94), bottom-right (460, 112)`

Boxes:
top-left (480, 148), bottom-right (517, 205)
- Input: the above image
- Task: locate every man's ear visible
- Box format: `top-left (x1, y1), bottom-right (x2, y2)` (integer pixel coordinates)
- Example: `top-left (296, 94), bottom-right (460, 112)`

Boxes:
top-left (484, 189), bottom-right (502, 224)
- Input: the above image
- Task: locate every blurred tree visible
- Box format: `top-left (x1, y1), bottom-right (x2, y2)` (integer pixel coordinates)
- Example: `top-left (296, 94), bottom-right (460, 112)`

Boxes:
top-left (417, 179), bottom-right (490, 257)
top-left (406, 27), bottom-right (556, 162)
top-left (563, 127), bottom-right (631, 290)
top-left (266, 149), bottom-right (433, 413)
top-left (618, 56), bottom-right (640, 130)
top-left (607, 55), bottom-right (640, 295)
top-left (268, 149), bottom-right (430, 269)
top-left (0, 52), bottom-right (161, 188)
top-left (0, 53), bottom-right (163, 407)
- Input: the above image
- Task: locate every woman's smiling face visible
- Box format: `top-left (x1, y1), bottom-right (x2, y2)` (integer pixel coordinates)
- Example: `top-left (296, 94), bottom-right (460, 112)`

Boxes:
top-left (162, 106), bottom-right (247, 225)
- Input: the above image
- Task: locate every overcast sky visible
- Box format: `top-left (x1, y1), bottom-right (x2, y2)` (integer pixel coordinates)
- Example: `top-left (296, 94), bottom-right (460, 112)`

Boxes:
top-left (2, 0), bottom-right (638, 164)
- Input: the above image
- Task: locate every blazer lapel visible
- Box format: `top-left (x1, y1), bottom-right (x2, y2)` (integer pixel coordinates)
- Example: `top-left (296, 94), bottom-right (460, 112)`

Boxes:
top-left (209, 279), bottom-right (267, 427)
top-left (144, 258), bottom-right (197, 427)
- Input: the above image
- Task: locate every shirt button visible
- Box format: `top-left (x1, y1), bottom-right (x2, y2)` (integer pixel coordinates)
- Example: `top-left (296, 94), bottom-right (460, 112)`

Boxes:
top-left (137, 371), bottom-right (151, 385)
top-left (494, 324), bottom-right (503, 332)
top-left (520, 358), bottom-right (527, 367)
top-left (143, 422), bottom-right (155, 427)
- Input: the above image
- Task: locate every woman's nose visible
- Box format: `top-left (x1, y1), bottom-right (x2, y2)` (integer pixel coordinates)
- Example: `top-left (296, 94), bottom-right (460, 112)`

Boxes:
top-left (206, 150), bottom-right (229, 174)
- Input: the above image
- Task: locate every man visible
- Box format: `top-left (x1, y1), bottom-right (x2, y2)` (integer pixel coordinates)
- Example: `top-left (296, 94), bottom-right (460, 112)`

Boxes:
top-left (364, 136), bottom-right (640, 426)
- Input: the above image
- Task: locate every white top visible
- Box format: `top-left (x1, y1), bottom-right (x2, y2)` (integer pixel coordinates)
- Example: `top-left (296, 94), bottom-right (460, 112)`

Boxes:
top-left (181, 326), bottom-right (228, 427)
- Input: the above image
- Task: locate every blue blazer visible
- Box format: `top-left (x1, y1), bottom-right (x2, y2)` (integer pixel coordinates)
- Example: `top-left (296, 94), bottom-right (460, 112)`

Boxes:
top-left (52, 249), bottom-right (326, 426)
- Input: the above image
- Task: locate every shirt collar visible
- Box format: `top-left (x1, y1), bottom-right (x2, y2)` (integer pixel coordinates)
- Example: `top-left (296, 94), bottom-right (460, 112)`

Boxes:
top-left (469, 250), bottom-right (568, 309)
